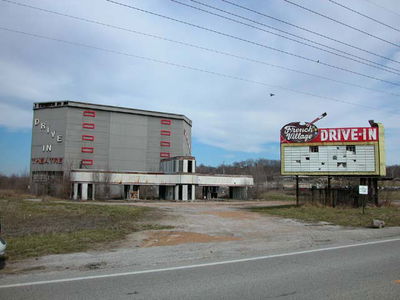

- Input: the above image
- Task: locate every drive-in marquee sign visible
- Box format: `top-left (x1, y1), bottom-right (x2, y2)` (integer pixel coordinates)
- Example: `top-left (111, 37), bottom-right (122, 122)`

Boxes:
top-left (280, 122), bottom-right (386, 176)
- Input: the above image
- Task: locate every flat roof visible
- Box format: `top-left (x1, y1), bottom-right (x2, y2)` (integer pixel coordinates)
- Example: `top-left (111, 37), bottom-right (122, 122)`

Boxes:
top-left (33, 100), bottom-right (192, 125)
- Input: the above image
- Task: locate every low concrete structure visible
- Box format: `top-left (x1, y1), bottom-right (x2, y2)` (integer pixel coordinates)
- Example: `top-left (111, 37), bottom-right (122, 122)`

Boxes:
top-left (71, 156), bottom-right (253, 201)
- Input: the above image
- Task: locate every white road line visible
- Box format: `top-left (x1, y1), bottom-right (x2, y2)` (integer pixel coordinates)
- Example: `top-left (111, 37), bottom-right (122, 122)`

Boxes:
top-left (1, 238), bottom-right (399, 289)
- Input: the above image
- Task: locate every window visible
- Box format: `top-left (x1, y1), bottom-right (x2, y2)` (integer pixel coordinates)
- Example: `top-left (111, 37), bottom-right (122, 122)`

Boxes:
top-left (346, 145), bottom-right (356, 153)
top-left (305, 157), bottom-right (310, 160)
top-left (309, 146), bottom-right (319, 153)
top-left (332, 155), bottom-right (337, 160)
top-left (337, 162), bottom-right (347, 168)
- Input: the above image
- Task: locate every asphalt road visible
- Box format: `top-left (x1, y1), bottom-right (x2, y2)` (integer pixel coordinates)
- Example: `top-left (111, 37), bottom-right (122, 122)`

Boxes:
top-left (1, 239), bottom-right (399, 300)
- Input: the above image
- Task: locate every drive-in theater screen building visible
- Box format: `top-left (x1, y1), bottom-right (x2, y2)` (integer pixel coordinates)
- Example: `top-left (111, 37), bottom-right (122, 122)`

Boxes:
top-left (30, 101), bottom-right (253, 200)
top-left (280, 121), bottom-right (386, 176)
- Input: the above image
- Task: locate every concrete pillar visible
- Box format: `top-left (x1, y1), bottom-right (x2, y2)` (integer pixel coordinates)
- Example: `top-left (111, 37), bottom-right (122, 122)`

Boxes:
top-left (92, 184), bottom-right (95, 200)
top-left (182, 185), bottom-right (188, 201)
top-left (192, 161), bottom-right (196, 173)
top-left (136, 186), bottom-right (140, 200)
top-left (81, 183), bottom-right (88, 201)
top-left (169, 186), bottom-right (174, 200)
top-left (73, 183), bottom-right (78, 200)
top-left (183, 160), bottom-right (188, 173)
top-left (174, 185), bottom-right (180, 201)
top-left (191, 185), bottom-right (196, 201)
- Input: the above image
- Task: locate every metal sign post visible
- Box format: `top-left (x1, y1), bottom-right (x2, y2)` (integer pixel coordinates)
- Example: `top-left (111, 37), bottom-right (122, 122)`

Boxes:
top-left (359, 185), bottom-right (368, 214)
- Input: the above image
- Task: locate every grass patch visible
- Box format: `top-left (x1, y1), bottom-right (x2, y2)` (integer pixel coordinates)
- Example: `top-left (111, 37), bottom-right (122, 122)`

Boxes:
top-left (0, 195), bottom-right (170, 261)
top-left (249, 204), bottom-right (400, 227)
top-left (259, 191), bottom-right (296, 201)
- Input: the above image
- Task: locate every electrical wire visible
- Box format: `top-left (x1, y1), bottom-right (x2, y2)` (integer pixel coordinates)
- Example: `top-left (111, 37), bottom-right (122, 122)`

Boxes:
top-left (0, 25), bottom-right (385, 111)
top-left (2, 0), bottom-right (398, 97)
top-left (104, 0), bottom-right (400, 86)
top-left (282, 0), bottom-right (400, 48)
top-left (328, 0), bottom-right (400, 33)
top-left (220, 0), bottom-right (400, 65)
top-left (361, 0), bottom-right (400, 18)
top-left (179, 0), bottom-right (400, 75)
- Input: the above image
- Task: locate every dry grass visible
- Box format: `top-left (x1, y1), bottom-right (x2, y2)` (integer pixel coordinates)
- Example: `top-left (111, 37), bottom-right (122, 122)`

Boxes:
top-left (259, 190), bottom-right (296, 201)
top-left (249, 204), bottom-right (400, 227)
top-left (0, 191), bottom-right (169, 261)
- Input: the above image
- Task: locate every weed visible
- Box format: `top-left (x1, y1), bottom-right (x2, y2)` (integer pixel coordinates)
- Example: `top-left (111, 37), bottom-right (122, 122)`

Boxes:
top-left (249, 205), bottom-right (400, 227)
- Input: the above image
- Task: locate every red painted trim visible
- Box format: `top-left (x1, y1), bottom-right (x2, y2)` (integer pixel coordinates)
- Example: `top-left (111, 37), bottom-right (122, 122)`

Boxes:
top-left (160, 130), bottom-right (171, 136)
top-left (82, 123), bottom-right (95, 129)
top-left (81, 147), bottom-right (94, 153)
top-left (82, 135), bottom-right (95, 141)
top-left (161, 119), bottom-right (171, 125)
top-left (160, 141), bottom-right (171, 147)
top-left (81, 159), bottom-right (93, 166)
top-left (83, 110), bottom-right (96, 117)
top-left (160, 152), bottom-right (171, 158)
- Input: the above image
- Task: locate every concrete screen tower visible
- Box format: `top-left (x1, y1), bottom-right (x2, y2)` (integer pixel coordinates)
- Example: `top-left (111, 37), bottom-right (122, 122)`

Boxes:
top-left (31, 101), bottom-right (192, 194)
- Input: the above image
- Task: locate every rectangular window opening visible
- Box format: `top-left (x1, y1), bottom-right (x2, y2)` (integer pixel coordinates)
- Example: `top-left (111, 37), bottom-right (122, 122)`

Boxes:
top-left (346, 145), bottom-right (356, 154)
top-left (309, 146), bottom-right (319, 153)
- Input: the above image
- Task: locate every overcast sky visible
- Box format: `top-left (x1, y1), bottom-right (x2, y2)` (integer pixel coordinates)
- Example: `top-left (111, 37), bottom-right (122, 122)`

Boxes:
top-left (0, 0), bottom-right (399, 175)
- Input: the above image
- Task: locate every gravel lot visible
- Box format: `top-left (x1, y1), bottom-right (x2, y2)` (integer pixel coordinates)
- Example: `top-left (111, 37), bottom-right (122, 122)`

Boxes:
top-left (1, 200), bottom-right (400, 282)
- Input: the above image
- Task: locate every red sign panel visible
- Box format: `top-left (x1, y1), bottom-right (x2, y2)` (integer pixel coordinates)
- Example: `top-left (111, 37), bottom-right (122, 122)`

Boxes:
top-left (81, 159), bottom-right (94, 166)
top-left (316, 127), bottom-right (378, 143)
top-left (82, 123), bottom-right (96, 129)
top-left (281, 125), bottom-right (378, 144)
top-left (82, 135), bottom-right (95, 141)
top-left (160, 152), bottom-right (171, 158)
top-left (161, 119), bottom-right (172, 125)
top-left (81, 147), bottom-right (94, 153)
top-left (83, 110), bottom-right (96, 117)
top-left (160, 130), bottom-right (171, 136)
top-left (32, 157), bottom-right (63, 164)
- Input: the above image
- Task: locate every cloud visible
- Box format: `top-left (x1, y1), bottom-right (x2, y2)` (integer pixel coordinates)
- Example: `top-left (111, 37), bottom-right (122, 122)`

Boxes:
top-left (0, 0), bottom-right (399, 166)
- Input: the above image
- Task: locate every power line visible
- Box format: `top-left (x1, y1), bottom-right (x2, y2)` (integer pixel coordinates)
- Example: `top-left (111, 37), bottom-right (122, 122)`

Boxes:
top-left (282, 0), bottom-right (400, 48)
top-left (361, 0), bottom-right (400, 19)
top-left (0, 25), bottom-right (385, 111)
top-left (221, 0), bottom-right (400, 66)
top-left (179, 0), bottom-right (400, 75)
top-left (104, 0), bottom-right (400, 87)
top-left (328, 0), bottom-right (400, 33)
top-left (2, 0), bottom-right (398, 97)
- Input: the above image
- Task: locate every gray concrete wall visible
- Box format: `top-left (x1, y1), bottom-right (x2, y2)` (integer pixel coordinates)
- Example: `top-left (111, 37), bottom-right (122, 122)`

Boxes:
top-left (31, 102), bottom-right (192, 176)
top-left (31, 107), bottom-right (67, 173)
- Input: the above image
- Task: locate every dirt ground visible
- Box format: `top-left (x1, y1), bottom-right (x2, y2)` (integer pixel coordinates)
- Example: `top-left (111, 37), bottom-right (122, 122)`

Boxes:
top-left (1, 200), bottom-right (400, 280)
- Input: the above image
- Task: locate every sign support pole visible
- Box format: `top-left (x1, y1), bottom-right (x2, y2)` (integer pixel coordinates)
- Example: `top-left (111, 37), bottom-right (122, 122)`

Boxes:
top-left (296, 175), bottom-right (299, 207)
